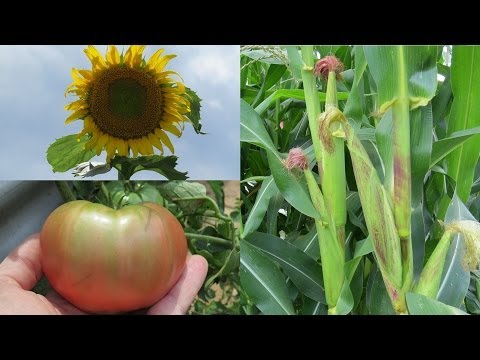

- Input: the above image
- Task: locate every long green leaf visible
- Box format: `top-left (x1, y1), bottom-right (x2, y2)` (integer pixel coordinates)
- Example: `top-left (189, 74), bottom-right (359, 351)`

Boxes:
top-left (446, 46), bottom-right (480, 202)
top-left (292, 227), bottom-right (319, 260)
top-left (406, 293), bottom-right (468, 315)
top-left (431, 126), bottom-right (480, 168)
top-left (344, 46), bottom-right (367, 124)
top-left (255, 89), bottom-right (349, 115)
top-left (246, 232), bottom-right (326, 304)
top-left (243, 176), bottom-right (278, 238)
top-left (240, 99), bottom-right (279, 158)
top-left (240, 240), bottom-right (295, 315)
top-left (364, 46), bottom-right (438, 114)
top-left (437, 193), bottom-right (474, 307)
top-left (410, 105), bottom-right (433, 277)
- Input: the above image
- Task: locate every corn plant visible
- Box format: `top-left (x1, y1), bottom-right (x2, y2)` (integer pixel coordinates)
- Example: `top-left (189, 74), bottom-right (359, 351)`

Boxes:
top-left (240, 45), bottom-right (480, 315)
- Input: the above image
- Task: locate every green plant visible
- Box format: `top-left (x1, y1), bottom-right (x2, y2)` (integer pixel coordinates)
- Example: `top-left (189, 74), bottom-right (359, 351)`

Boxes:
top-left (240, 45), bottom-right (480, 315)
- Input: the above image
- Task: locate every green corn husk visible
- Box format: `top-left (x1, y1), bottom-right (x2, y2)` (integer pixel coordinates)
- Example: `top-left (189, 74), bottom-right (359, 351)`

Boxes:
top-left (416, 220), bottom-right (480, 299)
top-left (321, 71), bottom-right (347, 248)
top-left (414, 229), bottom-right (453, 299)
top-left (342, 119), bottom-right (404, 312)
top-left (304, 168), bottom-right (344, 312)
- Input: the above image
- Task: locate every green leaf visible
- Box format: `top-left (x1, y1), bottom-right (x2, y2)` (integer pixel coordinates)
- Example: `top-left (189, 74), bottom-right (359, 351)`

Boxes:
top-left (266, 192), bottom-right (283, 236)
top-left (291, 227), bottom-right (319, 260)
top-left (410, 105), bottom-right (433, 276)
top-left (240, 240), bottom-right (295, 315)
top-left (366, 263), bottom-right (396, 315)
top-left (185, 87), bottom-right (204, 134)
top-left (285, 46), bottom-right (303, 80)
top-left (264, 64), bottom-right (287, 91)
top-left (240, 99), bottom-right (278, 156)
top-left (47, 134), bottom-right (96, 173)
top-left (364, 46), bottom-right (438, 114)
top-left (255, 89), bottom-right (349, 116)
top-left (241, 48), bottom-right (286, 65)
top-left (446, 46), bottom-right (480, 202)
top-left (344, 46), bottom-right (367, 124)
top-left (406, 293), bottom-right (468, 315)
top-left (204, 248), bottom-right (240, 289)
top-left (336, 237), bottom-right (372, 315)
top-left (111, 155), bottom-right (188, 180)
top-left (437, 193), bottom-right (473, 307)
top-left (299, 298), bottom-right (328, 315)
top-left (243, 176), bottom-right (278, 238)
top-left (431, 126), bottom-right (480, 169)
top-left (246, 232), bottom-right (326, 304)
top-left (207, 181), bottom-right (224, 213)
top-left (267, 150), bottom-right (319, 219)
top-left (159, 181), bottom-right (206, 199)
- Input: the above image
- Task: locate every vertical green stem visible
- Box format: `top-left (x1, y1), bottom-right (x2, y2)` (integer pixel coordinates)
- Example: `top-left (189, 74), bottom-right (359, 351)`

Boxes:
top-left (274, 99), bottom-right (280, 148)
top-left (304, 168), bottom-right (344, 312)
top-left (300, 46), bottom-right (322, 165)
top-left (393, 46), bottom-right (413, 293)
top-left (323, 71), bottom-right (347, 248)
top-left (414, 229), bottom-right (454, 299)
top-left (55, 181), bottom-right (76, 202)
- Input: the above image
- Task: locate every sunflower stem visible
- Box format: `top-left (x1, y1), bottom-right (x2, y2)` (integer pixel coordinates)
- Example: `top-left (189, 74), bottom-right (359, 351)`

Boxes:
top-left (55, 181), bottom-right (76, 202)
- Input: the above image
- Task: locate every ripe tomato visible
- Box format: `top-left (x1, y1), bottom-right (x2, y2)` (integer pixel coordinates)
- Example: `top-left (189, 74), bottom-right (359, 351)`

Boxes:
top-left (39, 200), bottom-right (187, 313)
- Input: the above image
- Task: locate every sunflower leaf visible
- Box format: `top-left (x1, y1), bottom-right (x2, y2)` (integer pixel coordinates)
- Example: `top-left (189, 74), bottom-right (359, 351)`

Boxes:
top-left (185, 87), bottom-right (204, 134)
top-left (46, 134), bottom-right (96, 173)
top-left (111, 155), bottom-right (188, 180)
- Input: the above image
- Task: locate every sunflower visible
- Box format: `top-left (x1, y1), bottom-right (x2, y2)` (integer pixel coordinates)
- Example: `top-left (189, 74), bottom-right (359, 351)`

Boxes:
top-left (65, 45), bottom-right (191, 162)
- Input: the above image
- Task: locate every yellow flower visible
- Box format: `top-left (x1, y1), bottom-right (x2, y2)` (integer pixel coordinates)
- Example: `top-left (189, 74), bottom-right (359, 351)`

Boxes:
top-left (65, 45), bottom-right (191, 162)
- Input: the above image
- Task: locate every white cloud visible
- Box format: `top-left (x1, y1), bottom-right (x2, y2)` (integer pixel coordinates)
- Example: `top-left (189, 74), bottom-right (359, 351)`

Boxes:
top-left (187, 47), bottom-right (238, 85)
top-left (208, 99), bottom-right (222, 109)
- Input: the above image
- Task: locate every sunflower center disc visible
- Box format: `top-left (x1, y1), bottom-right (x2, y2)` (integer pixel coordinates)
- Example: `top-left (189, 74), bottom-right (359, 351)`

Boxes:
top-left (108, 78), bottom-right (147, 119)
top-left (88, 67), bottom-right (164, 140)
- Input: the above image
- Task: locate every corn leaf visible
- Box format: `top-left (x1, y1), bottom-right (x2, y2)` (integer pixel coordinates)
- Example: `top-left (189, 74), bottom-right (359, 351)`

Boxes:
top-left (446, 46), bottom-right (480, 202)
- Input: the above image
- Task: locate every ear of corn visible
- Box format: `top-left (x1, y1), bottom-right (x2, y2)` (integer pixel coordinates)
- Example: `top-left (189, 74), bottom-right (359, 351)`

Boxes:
top-left (415, 220), bottom-right (480, 299)
top-left (343, 121), bottom-right (404, 312)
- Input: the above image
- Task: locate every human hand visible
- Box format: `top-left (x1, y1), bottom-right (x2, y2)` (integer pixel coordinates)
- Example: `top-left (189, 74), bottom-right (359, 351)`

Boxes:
top-left (0, 234), bottom-right (208, 315)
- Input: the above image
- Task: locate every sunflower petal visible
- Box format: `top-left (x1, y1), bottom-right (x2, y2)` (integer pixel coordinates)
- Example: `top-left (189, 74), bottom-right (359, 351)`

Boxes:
top-left (95, 133), bottom-right (109, 155)
top-left (65, 109), bottom-right (89, 124)
top-left (128, 139), bottom-right (139, 158)
top-left (160, 122), bottom-right (182, 137)
top-left (146, 48), bottom-right (165, 70)
top-left (65, 99), bottom-right (88, 111)
top-left (106, 140), bottom-right (117, 162)
top-left (125, 45), bottom-right (146, 68)
top-left (117, 139), bottom-right (128, 156)
top-left (155, 129), bottom-right (175, 154)
top-left (154, 54), bottom-right (176, 72)
top-left (84, 45), bottom-right (107, 70)
top-left (106, 45), bottom-right (120, 65)
top-left (148, 133), bottom-right (164, 154)
top-left (141, 137), bottom-right (154, 155)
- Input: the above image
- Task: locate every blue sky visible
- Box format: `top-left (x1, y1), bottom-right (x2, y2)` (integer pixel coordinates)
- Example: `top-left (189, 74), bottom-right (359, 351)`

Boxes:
top-left (0, 45), bottom-right (239, 180)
